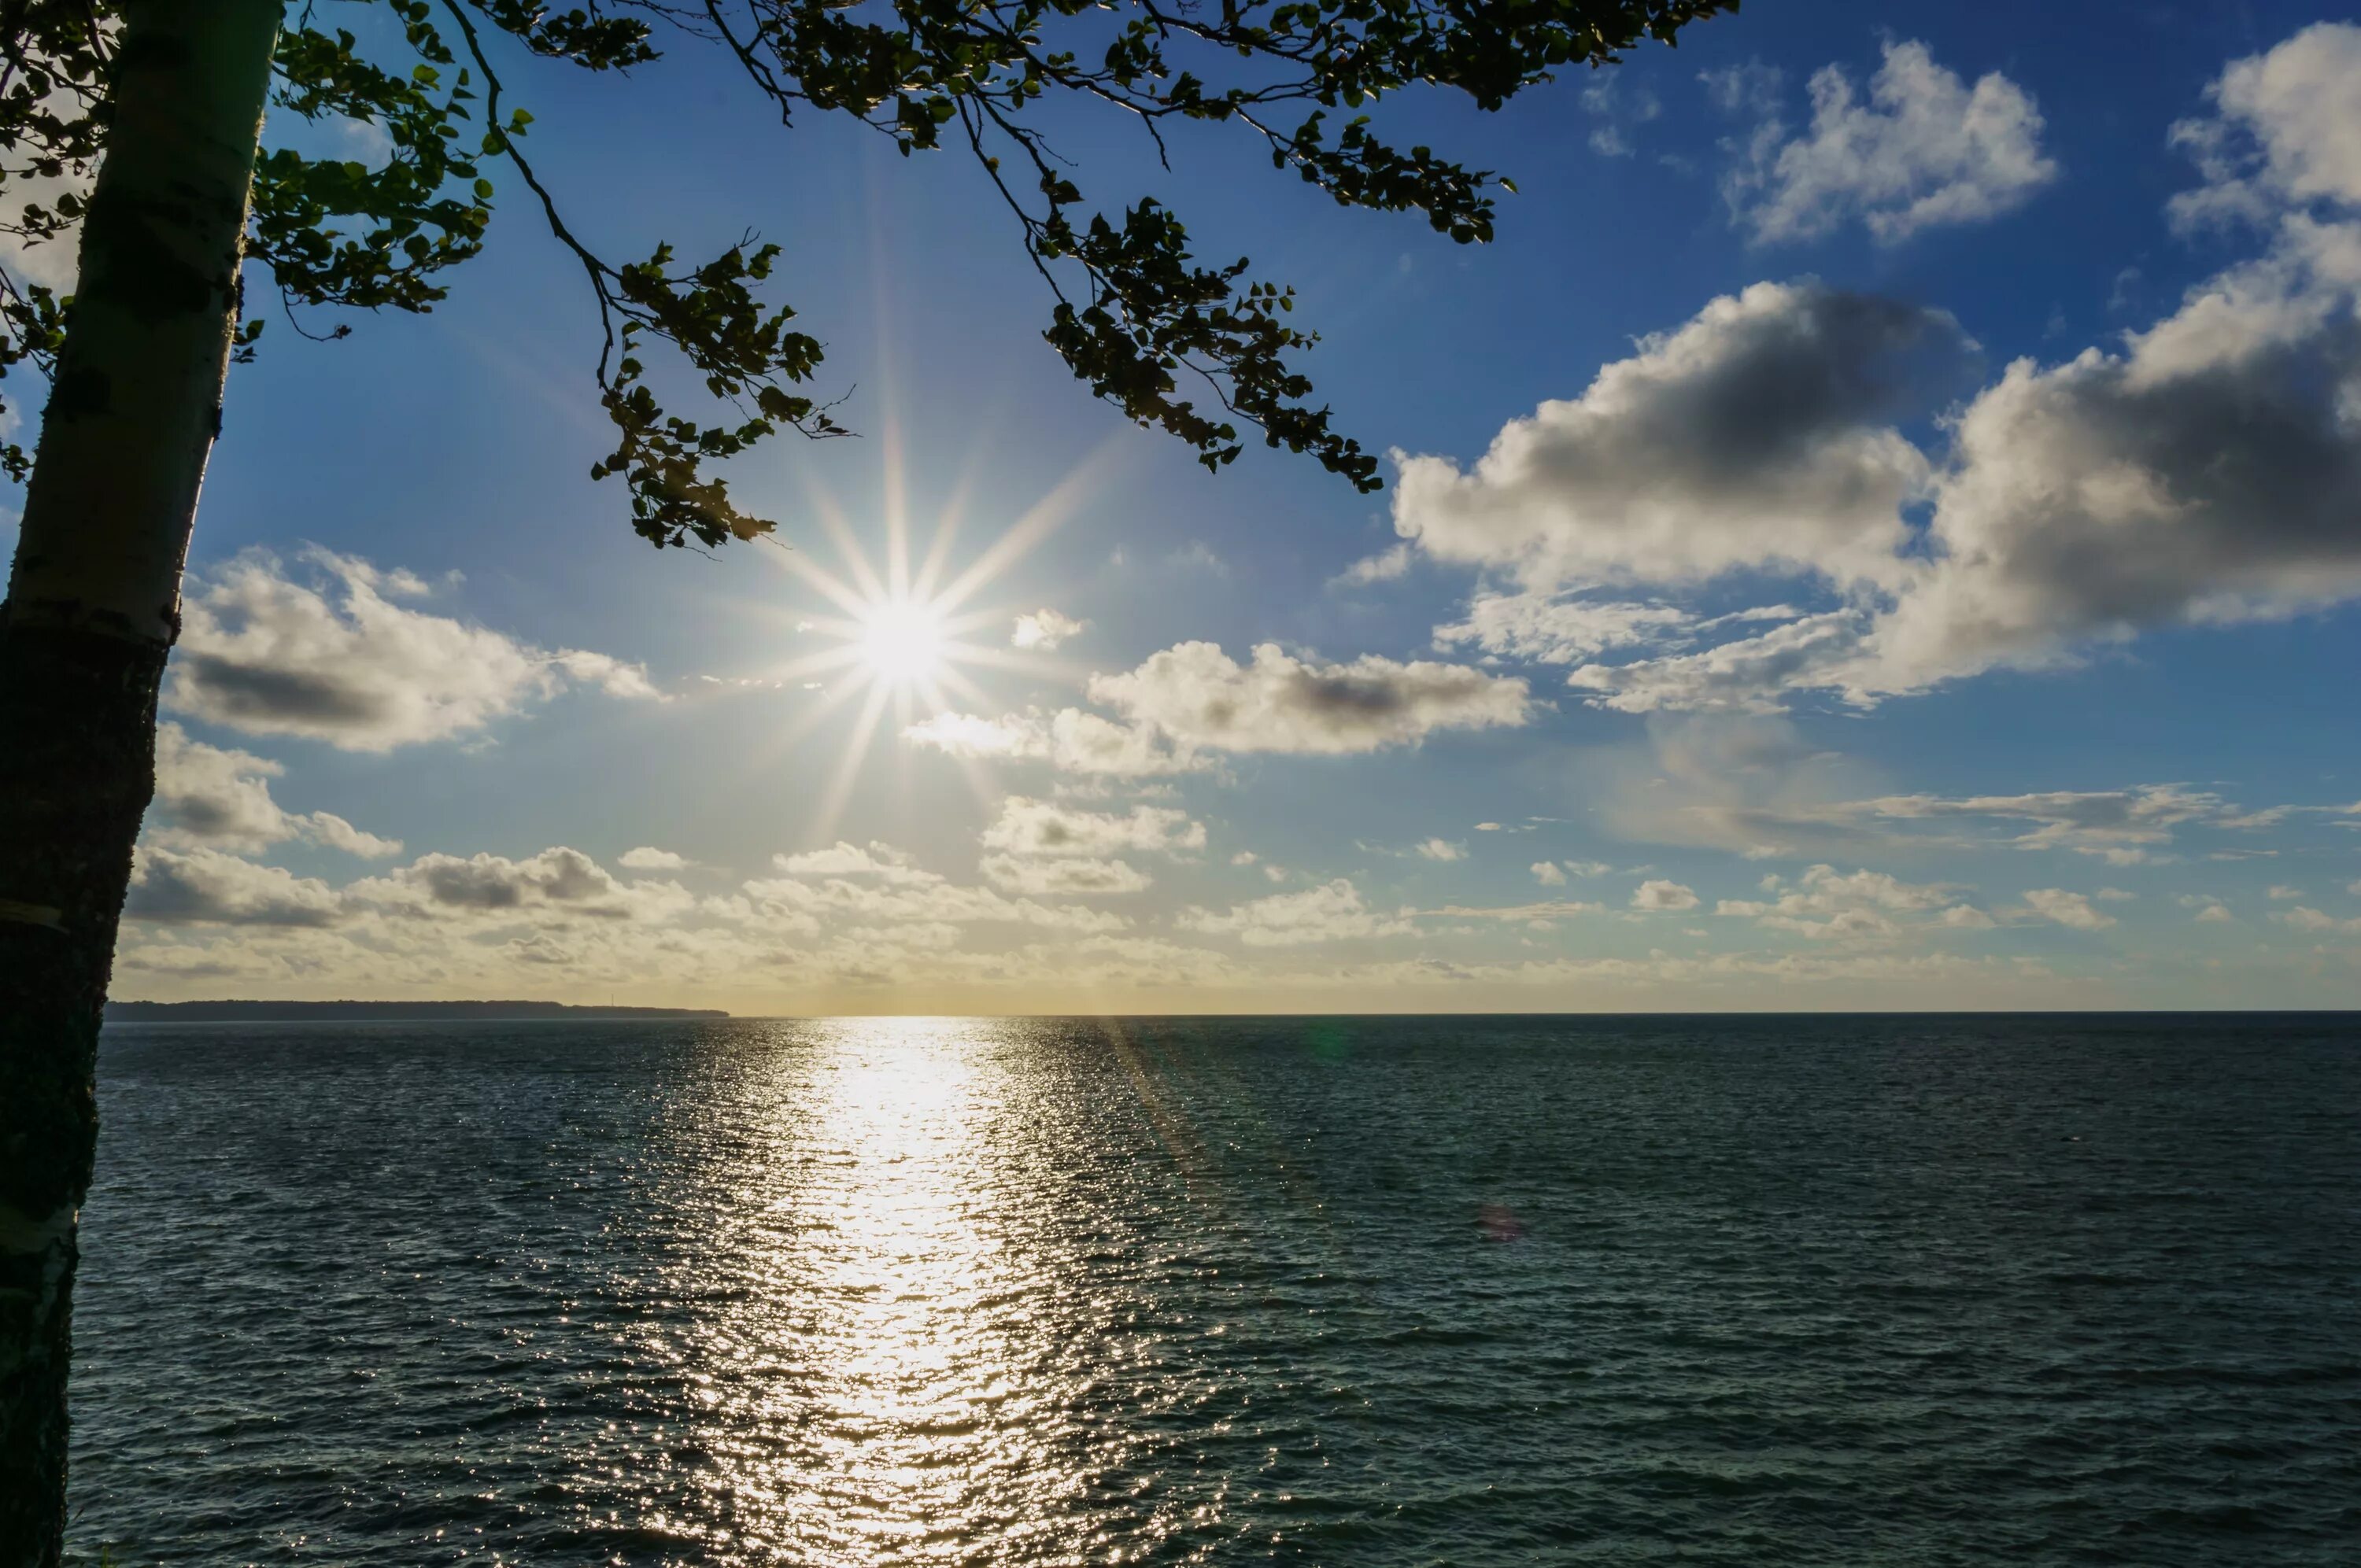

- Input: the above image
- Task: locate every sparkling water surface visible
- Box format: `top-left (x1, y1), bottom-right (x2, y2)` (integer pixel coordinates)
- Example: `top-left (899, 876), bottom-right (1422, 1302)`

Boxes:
top-left (69, 1014), bottom-right (2361, 1564)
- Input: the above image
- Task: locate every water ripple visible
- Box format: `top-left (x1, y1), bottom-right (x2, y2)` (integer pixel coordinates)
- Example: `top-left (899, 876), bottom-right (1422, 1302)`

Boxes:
top-left (68, 1013), bottom-right (2361, 1565)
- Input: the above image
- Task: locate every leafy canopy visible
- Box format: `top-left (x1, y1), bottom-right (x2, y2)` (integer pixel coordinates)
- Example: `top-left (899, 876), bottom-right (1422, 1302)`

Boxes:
top-left (0, 0), bottom-right (1731, 548)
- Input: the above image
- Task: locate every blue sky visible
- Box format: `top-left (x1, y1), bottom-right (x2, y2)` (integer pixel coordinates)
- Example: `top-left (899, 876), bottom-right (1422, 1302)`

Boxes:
top-left (20, 0), bottom-right (2361, 1011)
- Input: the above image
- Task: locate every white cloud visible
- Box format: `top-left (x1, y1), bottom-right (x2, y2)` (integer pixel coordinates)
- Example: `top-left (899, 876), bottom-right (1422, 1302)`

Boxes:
top-left (1434, 592), bottom-right (1695, 663)
top-left (167, 551), bottom-right (657, 751)
top-left (980, 796), bottom-right (1205, 858)
top-left (1415, 838), bottom-right (1467, 861)
top-left (1531, 861), bottom-right (1568, 886)
top-left (969, 796), bottom-right (1199, 896)
top-left (1391, 282), bottom-right (1971, 595)
top-left (2178, 894), bottom-right (2234, 923)
top-left (1177, 879), bottom-right (1414, 946)
top-left (1723, 40), bottom-right (2058, 245)
top-left (1425, 899), bottom-right (1605, 922)
top-left (911, 640), bottom-right (1525, 772)
top-left (978, 854), bottom-right (1153, 895)
top-left (1569, 611), bottom-right (1867, 714)
top-left (303, 813), bottom-right (403, 859)
top-left (1011, 608), bottom-right (1088, 651)
top-left (2022, 888), bottom-right (2116, 931)
top-left (2268, 884), bottom-right (2305, 900)
top-left (901, 707), bottom-right (1204, 776)
top-left (124, 846), bottom-right (345, 927)
top-left (364, 847), bottom-right (639, 917)
top-left (773, 841), bottom-right (940, 884)
top-left (1583, 73), bottom-right (1661, 159)
top-left (2168, 23), bottom-right (2361, 231)
top-left (745, 849), bottom-right (1126, 934)
top-left (1715, 864), bottom-right (1985, 940)
top-left (619, 847), bottom-right (689, 870)
top-left (1701, 61), bottom-right (1783, 117)
top-left (1631, 879), bottom-right (1700, 912)
top-left (147, 722), bottom-right (401, 857)
top-left (1332, 542), bottom-right (1412, 586)
top-left (1516, 31), bottom-right (2361, 718)
top-left (549, 649), bottom-right (663, 701)
top-left (1858, 786), bottom-right (2240, 859)
top-left (1088, 641), bottom-right (1529, 756)
top-left (2278, 905), bottom-right (2361, 933)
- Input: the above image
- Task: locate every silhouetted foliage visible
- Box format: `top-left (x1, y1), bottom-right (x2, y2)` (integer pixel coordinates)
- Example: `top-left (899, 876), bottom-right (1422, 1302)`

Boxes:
top-left (1, 0), bottom-right (1732, 542)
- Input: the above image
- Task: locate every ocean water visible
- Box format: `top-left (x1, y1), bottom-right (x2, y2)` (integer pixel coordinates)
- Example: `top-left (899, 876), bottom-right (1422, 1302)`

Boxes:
top-left (68, 1014), bottom-right (2361, 1566)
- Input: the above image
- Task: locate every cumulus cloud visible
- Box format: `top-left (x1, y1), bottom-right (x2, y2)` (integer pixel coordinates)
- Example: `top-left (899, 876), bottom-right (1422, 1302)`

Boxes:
top-left (1424, 899), bottom-right (1605, 922)
top-left (980, 797), bottom-right (1204, 859)
top-left (1532, 861), bottom-right (1568, 885)
top-left (1630, 879), bottom-right (1700, 912)
top-left (745, 849), bottom-right (1125, 934)
top-left (902, 707), bottom-right (1204, 776)
top-left (2022, 888), bottom-right (2117, 931)
top-left (1434, 593), bottom-right (1696, 663)
top-left (1716, 864), bottom-right (1988, 940)
top-left (1177, 879), bottom-right (1414, 946)
top-left (1569, 611), bottom-right (1865, 714)
top-left (2167, 23), bottom-right (2361, 231)
top-left (970, 797), bottom-right (1203, 895)
top-left (1438, 26), bottom-right (2361, 717)
top-left (549, 649), bottom-right (663, 701)
top-left (1414, 839), bottom-right (1467, 861)
top-left (1332, 542), bottom-right (1413, 587)
top-left (123, 841), bottom-right (708, 935)
top-left (619, 847), bottom-right (690, 870)
top-left (147, 722), bottom-right (401, 857)
top-left (908, 640), bottom-right (1524, 773)
top-left (1722, 40), bottom-right (2058, 245)
top-left (124, 846), bottom-right (345, 927)
top-left (1011, 609), bottom-right (1088, 651)
top-left (166, 551), bottom-right (659, 751)
top-left (2178, 894), bottom-right (2234, 923)
top-left (369, 847), bottom-right (639, 917)
top-left (2278, 905), bottom-right (2361, 933)
top-left (979, 854), bottom-right (1153, 895)
top-left (1088, 641), bottom-right (1530, 756)
top-left (773, 841), bottom-right (940, 884)
top-left (1391, 282), bottom-right (1974, 593)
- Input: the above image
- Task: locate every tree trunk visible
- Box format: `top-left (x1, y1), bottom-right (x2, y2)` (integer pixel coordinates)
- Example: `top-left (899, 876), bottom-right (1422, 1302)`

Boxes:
top-left (0, 3), bottom-right (279, 1561)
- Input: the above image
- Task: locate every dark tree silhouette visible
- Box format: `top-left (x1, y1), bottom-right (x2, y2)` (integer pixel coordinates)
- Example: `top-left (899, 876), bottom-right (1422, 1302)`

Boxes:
top-left (0, 0), bottom-right (1732, 1556)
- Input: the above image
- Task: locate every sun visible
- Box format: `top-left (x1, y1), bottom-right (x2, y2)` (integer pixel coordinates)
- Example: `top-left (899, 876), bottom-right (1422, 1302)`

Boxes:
top-left (720, 423), bottom-right (1133, 843)
top-left (858, 599), bottom-right (947, 686)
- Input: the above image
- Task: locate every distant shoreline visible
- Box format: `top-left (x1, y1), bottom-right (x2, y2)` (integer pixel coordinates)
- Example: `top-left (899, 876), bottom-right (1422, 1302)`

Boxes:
top-left (105, 1000), bottom-right (729, 1022)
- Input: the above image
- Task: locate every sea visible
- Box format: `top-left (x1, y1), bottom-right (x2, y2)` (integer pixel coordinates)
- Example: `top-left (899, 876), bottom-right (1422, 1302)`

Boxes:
top-left (67, 1014), bottom-right (2361, 1565)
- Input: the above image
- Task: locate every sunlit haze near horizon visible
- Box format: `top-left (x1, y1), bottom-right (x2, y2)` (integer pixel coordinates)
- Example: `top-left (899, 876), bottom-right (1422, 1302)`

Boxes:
top-left (27, 0), bottom-right (2361, 1013)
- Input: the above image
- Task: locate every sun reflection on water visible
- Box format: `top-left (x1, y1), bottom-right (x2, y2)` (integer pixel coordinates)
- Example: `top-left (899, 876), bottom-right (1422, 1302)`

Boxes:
top-left (663, 1018), bottom-right (1222, 1565)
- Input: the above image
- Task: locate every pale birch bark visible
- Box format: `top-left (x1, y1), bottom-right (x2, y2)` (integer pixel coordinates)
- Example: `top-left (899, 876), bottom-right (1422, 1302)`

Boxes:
top-left (0, 4), bottom-right (282, 1562)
